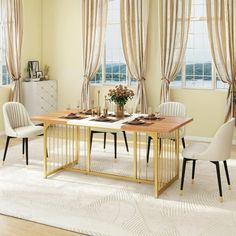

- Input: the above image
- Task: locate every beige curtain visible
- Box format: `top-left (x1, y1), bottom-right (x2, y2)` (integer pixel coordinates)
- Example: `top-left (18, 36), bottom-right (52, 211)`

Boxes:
top-left (81, 0), bottom-right (108, 110)
top-left (120, 0), bottom-right (149, 113)
top-left (159, 0), bottom-right (191, 103)
top-left (3, 0), bottom-right (23, 102)
top-left (206, 0), bottom-right (236, 122)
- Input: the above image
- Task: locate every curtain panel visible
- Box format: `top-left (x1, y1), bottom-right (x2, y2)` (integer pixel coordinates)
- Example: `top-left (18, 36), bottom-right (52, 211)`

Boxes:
top-left (3, 0), bottom-right (23, 102)
top-left (159, 0), bottom-right (191, 103)
top-left (120, 0), bottom-right (149, 113)
top-left (206, 0), bottom-right (236, 122)
top-left (81, 0), bottom-right (108, 110)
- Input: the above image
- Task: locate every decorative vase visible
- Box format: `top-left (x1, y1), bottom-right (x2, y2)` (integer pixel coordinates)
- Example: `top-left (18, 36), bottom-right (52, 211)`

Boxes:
top-left (116, 104), bottom-right (124, 118)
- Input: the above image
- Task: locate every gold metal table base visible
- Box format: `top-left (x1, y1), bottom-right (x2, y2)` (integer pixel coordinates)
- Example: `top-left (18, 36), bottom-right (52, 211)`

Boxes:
top-left (43, 123), bottom-right (180, 198)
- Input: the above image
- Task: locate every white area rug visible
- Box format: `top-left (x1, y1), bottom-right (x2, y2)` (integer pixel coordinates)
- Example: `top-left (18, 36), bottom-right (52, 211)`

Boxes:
top-left (0, 137), bottom-right (236, 236)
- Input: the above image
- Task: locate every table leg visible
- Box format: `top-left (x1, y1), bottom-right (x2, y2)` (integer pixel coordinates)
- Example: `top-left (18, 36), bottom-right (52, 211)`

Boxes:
top-left (86, 127), bottom-right (91, 173)
top-left (43, 123), bottom-right (50, 178)
top-left (133, 132), bottom-right (137, 180)
top-left (153, 132), bottom-right (159, 198)
top-left (175, 129), bottom-right (180, 178)
top-left (75, 126), bottom-right (80, 165)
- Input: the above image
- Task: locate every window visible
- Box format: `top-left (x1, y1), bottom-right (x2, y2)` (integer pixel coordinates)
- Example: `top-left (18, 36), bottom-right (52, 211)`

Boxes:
top-left (91, 0), bottom-right (133, 85)
top-left (171, 0), bottom-right (227, 90)
top-left (0, 4), bottom-right (10, 85)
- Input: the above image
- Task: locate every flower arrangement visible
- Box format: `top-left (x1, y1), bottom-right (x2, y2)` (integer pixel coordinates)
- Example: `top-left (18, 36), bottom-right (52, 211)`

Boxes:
top-left (108, 85), bottom-right (134, 107)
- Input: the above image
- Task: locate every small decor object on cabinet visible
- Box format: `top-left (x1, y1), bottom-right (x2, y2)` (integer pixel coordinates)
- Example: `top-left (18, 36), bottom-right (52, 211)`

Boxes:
top-left (44, 65), bottom-right (50, 80)
top-left (28, 61), bottom-right (39, 78)
top-left (108, 85), bottom-right (134, 118)
top-left (36, 71), bottom-right (43, 78)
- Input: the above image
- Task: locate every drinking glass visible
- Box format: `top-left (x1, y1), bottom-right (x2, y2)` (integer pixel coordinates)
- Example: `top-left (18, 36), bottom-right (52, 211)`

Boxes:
top-left (76, 100), bottom-right (80, 113)
top-left (66, 104), bottom-right (71, 110)
top-left (148, 107), bottom-right (152, 116)
top-left (126, 106), bottom-right (133, 116)
top-left (136, 104), bottom-right (141, 114)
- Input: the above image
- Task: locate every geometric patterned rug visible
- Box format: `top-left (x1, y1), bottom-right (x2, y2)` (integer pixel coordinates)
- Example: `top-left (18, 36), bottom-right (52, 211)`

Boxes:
top-left (0, 137), bottom-right (236, 236)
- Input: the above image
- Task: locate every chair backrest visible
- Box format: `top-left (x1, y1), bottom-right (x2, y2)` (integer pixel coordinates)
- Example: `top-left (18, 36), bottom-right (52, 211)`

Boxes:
top-left (3, 102), bottom-right (33, 137)
top-left (159, 102), bottom-right (186, 117)
top-left (159, 102), bottom-right (186, 137)
top-left (196, 118), bottom-right (235, 161)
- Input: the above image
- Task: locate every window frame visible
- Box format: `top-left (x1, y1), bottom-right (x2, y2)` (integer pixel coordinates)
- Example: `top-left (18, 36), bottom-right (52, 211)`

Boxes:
top-left (90, 0), bottom-right (134, 87)
top-left (171, 6), bottom-right (228, 91)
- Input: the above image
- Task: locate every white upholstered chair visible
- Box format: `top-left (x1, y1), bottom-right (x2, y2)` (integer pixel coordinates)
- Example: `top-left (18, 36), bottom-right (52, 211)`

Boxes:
top-left (180, 118), bottom-right (235, 202)
top-left (146, 102), bottom-right (186, 163)
top-left (2, 102), bottom-right (43, 165)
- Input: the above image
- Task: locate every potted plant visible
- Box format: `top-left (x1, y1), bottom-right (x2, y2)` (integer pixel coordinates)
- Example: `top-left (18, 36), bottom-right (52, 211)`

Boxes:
top-left (108, 85), bottom-right (134, 118)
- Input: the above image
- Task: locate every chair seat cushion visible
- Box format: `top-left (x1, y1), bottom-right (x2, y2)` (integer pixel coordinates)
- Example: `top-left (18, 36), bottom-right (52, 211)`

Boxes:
top-left (14, 125), bottom-right (43, 138)
top-left (182, 142), bottom-right (208, 160)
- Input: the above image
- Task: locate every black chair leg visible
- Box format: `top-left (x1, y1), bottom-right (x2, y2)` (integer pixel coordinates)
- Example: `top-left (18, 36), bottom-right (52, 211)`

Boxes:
top-left (103, 132), bottom-right (107, 149)
top-left (25, 138), bottom-right (29, 165)
top-left (146, 136), bottom-right (152, 163)
top-left (22, 138), bottom-right (25, 155)
top-left (3, 136), bottom-right (11, 162)
top-left (180, 158), bottom-right (188, 191)
top-left (192, 160), bottom-right (196, 183)
top-left (182, 137), bottom-right (186, 148)
top-left (223, 160), bottom-right (231, 187)
top-left (214, 161), bottom-right (223, 199)
top-left (113, 133), bottom-right (117, 159)
top-left (90, 131), bottom-right (94, 153)
top-left (122, 131), bottom-right (129, 152)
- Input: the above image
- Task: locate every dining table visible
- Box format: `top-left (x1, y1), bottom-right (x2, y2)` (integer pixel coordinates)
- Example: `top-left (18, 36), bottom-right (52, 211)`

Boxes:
top-left (33, 110), bottom-right (193, 198)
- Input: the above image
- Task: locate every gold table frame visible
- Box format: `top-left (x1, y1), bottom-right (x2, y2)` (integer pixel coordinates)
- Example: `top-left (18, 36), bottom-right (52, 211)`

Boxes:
top-left (34, 111), bottom-right (192, 198)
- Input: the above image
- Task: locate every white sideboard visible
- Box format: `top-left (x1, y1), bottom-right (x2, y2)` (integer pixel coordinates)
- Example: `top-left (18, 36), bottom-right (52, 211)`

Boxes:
top-left (22, 80), bottom-right (57, 117)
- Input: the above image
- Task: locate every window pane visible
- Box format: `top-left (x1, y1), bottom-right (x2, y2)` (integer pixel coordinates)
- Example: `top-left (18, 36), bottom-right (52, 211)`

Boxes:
top-left (204, 63), bottom-right (211, 75)
top-left (171, 70), bottom-right (182, 87)
top-left (91, 65), bottom-right (102, 84)
top-left (216, 75), bottom-right (229, 89)
top-left (186, 64), bottom-right (193, 75)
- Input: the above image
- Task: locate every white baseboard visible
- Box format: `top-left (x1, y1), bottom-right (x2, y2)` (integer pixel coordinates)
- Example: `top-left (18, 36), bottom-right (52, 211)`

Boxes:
top-left (186, 135), bottom-right (236, 145)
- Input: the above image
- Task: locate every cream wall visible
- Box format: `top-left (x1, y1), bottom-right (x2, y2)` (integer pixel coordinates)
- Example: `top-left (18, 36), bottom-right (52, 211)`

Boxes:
top-left (42, 0), bottom-right (83, 110)
top-left (21, 0), bottom-right (42, 76)
top-left (0, 0), bottom-right (42, 132)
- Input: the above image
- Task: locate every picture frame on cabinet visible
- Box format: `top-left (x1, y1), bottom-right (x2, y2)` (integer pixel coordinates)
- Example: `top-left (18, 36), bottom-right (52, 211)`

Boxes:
top-left (36, 71), bottom-right (43, 78)
top-left (28, 61), bottom-right (39, 78)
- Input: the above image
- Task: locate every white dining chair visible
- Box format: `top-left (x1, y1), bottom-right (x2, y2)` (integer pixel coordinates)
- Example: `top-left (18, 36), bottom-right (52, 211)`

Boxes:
top-left (2, 102), bottom-right (43, 165)
top-left (146, 102), bottom-right (186, 163)
top-left (180, 118), bottom-right (235, 202)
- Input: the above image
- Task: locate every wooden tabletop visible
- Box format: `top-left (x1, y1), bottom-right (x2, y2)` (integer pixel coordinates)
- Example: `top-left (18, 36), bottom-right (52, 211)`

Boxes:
top-left (32, 110), bottom-right (193, 133)
top-left (32, 110), bottom-right (78, 125)
top-left (121, 116), bottom-right (193, 133)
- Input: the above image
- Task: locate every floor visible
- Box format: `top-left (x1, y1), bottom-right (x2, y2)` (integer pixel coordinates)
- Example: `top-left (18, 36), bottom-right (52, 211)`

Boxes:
top-left (0, 135), bottom-right (85, 236)
top-left (0, 135), bottom-right (236, 236)
top-left (0, 214), bottom-right (84, 236)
